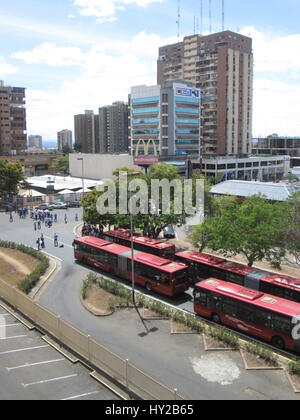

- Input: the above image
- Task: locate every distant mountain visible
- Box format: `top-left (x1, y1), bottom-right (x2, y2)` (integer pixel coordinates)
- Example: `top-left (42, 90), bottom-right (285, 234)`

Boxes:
top-left (43, 140), bottom-right (57, 149)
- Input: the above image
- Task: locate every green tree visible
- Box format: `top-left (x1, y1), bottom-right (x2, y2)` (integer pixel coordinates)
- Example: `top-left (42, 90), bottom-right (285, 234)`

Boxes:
top-left (51, 155), bottom-right (69, 175)
top-left (0, 160), bottom-right (24, 198)
top-left (82, 163), bottom-right (190, 239)
top-left (191, 195), bottom-right (285, 267)
top-left (282, 193), bottom-right (300, 267)
top-left (62, 145), bottom-right (73, 155)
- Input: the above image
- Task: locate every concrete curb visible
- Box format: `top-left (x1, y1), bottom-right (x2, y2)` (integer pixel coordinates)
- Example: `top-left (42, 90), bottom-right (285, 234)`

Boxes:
top-left (29, 257), bottom-right (58, 300)
top-left (80, 294), bottom-right (114, 318)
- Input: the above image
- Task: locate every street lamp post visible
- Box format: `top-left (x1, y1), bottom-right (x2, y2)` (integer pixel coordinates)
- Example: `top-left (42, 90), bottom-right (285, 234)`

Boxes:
top-left (77, 157), bottom-right (85, 198)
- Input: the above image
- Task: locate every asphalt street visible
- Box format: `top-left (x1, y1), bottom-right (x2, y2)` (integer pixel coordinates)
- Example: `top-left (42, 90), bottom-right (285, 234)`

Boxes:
top-left (0, 209), bottom-right (299, 400)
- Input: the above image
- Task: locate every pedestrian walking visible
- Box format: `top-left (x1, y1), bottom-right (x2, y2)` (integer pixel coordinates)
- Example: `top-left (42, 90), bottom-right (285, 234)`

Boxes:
top-left (34, 221), bottom-right (37, 231)
top-left (41, 235), bottom-right (45, 249)
top-left (64, 214), bottom-right (68, 224)
top-left (54, 214), bottom-right (58, 223)
top-left (38, 220), bottom-right (41, 230)
top-left (36, 238), bottom-right (41, 251)
top-left (9, 212), bottom-right (13, 223)
top-left (75, 213), bottom-right (79, 222)
top-left (54, 233), bottom-right (58, 248)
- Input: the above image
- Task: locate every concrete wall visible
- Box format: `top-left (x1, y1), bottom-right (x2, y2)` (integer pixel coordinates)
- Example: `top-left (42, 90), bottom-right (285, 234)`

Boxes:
top-left (69, 154), bottom-right (139, 180)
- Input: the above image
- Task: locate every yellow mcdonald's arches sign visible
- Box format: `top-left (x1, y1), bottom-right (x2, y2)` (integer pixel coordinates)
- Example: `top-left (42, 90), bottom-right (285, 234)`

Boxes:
top-left (134, 138), bottom-right (159, 166)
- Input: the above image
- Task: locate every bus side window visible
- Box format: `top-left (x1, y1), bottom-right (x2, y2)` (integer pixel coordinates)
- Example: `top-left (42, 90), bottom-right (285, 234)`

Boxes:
top-left (194, 290), bottom-right (207, 305)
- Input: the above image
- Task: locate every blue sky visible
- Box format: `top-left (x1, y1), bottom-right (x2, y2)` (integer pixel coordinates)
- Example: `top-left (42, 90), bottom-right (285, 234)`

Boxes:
top-left (0, 0), bottom-right (300, 140)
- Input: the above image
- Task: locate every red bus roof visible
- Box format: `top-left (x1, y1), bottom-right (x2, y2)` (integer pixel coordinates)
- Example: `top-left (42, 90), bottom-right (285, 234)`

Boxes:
top-left (260, 273), bottom-right (300, 292)
top-left (131, 253), bottom-right (187, 273)
top-left (75, 236), bottom-right (111, 248)
top-left (196, 279), bottom-right (300, 318)
top-left (176, 251), bottom-right (252, 277)
top-left (105, 229), bottom-right (174, 250)
top-left (75, 236), bottom-right (186, 272)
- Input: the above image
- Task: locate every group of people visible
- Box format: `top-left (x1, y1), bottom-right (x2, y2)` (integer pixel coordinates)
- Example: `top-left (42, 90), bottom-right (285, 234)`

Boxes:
top-left (36, 232), bottom-right (60, 250)
top-left (81, 223), bottom-right (103, 238)
top-left (7, 206), bottom-right (28, 223)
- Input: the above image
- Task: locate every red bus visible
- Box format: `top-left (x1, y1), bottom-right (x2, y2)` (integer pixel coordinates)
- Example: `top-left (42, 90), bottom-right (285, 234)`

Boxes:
top-left (73, 236), bottom-right (189, 298)
top-left (194, 279), bottom-right (300, 353)
top-left (101, 229), bottom-right (176, 259)
top-left (176, 250), bottom-right (300, 303)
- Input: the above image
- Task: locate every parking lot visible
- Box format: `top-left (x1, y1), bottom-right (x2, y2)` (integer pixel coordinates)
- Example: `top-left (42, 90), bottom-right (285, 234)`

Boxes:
top-left (0, 305), bottom-right (120, 400)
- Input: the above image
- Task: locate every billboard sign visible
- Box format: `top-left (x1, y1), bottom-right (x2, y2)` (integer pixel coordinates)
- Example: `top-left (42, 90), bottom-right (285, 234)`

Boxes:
top-left (133, 139), bottom-right (159, 166)
top-left (175, 86), bottom-right (200, 99)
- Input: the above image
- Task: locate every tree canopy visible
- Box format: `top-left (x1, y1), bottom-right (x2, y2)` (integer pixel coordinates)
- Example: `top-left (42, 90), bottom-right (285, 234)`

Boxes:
top-left (0, 160), bottom-right (24, 198)
top-left (82, 163), bottom-right (202, 238)
top-left (191, 195), bottom-right (285, 267)
top-left (51, 155), bottom-right (69, 175)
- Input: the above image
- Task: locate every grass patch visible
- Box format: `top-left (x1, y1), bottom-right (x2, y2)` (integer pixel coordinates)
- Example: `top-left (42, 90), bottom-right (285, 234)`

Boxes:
top-left (0, 240), bottom-right (49, 294)
top-left (289, 361), bottom-right (300, 377)
top-left (208, 326), bottom-right (240, 349)
top-left (245, 342), bottom-right (279, 367)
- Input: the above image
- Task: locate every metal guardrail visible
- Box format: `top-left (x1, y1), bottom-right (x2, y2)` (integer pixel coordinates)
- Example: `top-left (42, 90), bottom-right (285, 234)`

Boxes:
top-left (0, 279), bottom-right (184, 401)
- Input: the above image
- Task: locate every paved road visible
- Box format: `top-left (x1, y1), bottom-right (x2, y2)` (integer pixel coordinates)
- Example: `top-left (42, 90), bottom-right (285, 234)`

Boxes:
top-left (0, 210), bottom-right (299, 400)
top-left (0, 305), bottom-right (119, 400)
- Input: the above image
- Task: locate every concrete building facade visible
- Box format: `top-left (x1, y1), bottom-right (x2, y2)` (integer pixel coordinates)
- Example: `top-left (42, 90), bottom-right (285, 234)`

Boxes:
top-left (97, 102), bottom-right (128, 154)
top-left (69, 153), bottom-right (138, 180)
top-left (129, 82), bottom-right (201, 160)
top-left (74, 110), bottom-right (95, 153)
top-left (0, 81), bottom-right (27, 155)
top-left (157, 31), bottom-right (253, 157)
top-left (57, 129), bottom-right (73, 151)
top-left (253, 135), bottom-right (300, 158)
top-left (28, 135), bottom-right (43, 150)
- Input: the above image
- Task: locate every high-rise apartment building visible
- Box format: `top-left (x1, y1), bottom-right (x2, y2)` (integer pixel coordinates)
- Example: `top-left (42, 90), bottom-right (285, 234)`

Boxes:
top-left (57, 129), bottom-right (73, 151)
top-left (129, 82), bottom-right (201, 160)
top-left (157, 31), bottom-right (253, 156)
top-left (0, 80), bottom-right (27, 155)
top-left (28, 135), bottom-right (43, 150)
top-left (74, 110), bottom-right (95, 153)
top-left (97, 102), bottom-right (128, 154)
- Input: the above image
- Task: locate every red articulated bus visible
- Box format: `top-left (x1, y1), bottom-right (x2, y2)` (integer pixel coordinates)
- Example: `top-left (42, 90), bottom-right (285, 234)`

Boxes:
top-left (194, 279), bottom-right (300, 353)
top-left (176, 250), bottom-right (300, 303)
top-left (73, 236), bottom-right (189, 298)
top-left (101, 229), bottom-right (176, 259)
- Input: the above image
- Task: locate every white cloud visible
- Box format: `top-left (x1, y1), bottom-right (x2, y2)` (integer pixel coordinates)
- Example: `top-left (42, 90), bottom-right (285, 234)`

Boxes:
top-left (12, 25), bottom-right (300, 138)
top-left (74, 0), bottom-right (165, 23)
top-left (11, 43), bottom-right (85, 67)
top-left (238, 27), bottom-right (300, 136)
top-left (0, 57), bottom-right (18, 78)
top-left (253, 79), bottom-right (300, 137)
top-left (23, 31), bottom-right (176, 138)
top-left (240, 26), bottom-right (300, 74)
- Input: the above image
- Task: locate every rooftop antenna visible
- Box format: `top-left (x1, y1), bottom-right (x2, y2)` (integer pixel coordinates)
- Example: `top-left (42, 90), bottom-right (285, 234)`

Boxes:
top-left (200, 0), bottom-right (203, 34)
top-left (209, 0), bottom-right (212, 33)
top-left (194, 16), bottom-right (196, 35)
top-left (197, 16), bottom-right (200, 34)
top-left (222, 0), bottom-right (225, 31)
top-left (176, 0), bottom-right (181, 40)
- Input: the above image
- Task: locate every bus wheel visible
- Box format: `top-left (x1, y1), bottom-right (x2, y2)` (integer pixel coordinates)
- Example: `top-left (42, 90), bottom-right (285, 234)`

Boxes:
top-left (211, 313), bottom-right (222, 325)
top-left (271, 336), bottom-right (285, 350)
top-left (146, 283), bottom-right (152, 292)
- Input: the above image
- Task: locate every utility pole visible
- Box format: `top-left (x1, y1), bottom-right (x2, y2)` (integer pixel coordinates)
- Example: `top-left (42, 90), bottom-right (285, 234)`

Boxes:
top-left (222, 0), bottom-right (225, 31)
top-left (209, 0), bottom-right (212, 33)
top-left (176, 0), bottom-right (181, 40)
